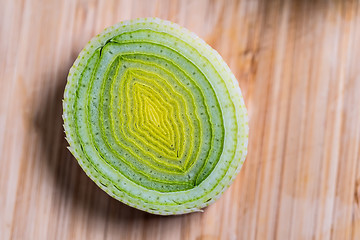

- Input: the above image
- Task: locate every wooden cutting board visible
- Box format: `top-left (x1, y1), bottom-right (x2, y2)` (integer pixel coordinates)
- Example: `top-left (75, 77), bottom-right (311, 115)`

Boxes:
top-left (1, 0), bottom-right (359, 239)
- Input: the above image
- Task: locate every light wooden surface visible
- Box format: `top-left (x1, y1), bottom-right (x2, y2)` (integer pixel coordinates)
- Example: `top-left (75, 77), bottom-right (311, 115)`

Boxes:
top-left (1, 0), bottom-right (360, 239)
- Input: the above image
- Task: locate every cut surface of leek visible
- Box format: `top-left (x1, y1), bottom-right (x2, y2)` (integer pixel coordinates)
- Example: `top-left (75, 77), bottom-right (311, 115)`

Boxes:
top-left (63, 18), bottom-right (248, 215)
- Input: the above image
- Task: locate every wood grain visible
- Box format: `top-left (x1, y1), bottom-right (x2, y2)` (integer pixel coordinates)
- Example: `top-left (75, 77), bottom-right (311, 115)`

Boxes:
top-left (1, 0), bottom-right (360, 239)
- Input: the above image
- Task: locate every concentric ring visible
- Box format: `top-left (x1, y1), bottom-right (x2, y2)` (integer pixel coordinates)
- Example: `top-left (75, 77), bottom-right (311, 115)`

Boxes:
top-left (63, 18), bottom-right (248, 215)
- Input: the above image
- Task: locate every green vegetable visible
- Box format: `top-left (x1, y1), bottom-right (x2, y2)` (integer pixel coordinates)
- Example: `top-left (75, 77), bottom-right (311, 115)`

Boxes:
top-left (63, 18), bottom-right (248, 215)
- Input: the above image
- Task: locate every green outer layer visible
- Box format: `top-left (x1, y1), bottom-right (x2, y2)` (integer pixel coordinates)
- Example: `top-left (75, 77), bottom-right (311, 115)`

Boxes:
top-left (63, 18), bottom-right (248, 215)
